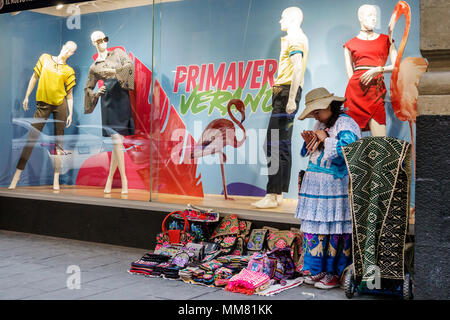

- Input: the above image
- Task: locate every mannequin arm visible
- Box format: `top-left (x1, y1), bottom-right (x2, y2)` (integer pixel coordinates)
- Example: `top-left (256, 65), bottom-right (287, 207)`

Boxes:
top-left (115, 49), bottom-right (135, 91)
top-left (385, 42), bottom-right (398, 73)
top-left (343, 47), bottom-right (354, 79)
top-left (23, 72), bottom-right (39, 111)
top-left (66, 90), bottom-right (73, 128)
top-left (360, 43), bottom-right (398, 85)
top-left (286, 53), bottom-right (303, 114)
top-left (84, 69), bottom-right (100, 114)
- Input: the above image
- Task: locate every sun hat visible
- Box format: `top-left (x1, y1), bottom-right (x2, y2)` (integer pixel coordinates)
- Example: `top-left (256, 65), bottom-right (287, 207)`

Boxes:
top-left (297, 87), bottom-right (346, 120)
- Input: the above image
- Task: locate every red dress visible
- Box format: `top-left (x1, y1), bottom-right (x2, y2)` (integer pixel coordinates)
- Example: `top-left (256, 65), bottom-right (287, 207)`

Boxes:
top-left (343, 34), bottom-right (392, 131)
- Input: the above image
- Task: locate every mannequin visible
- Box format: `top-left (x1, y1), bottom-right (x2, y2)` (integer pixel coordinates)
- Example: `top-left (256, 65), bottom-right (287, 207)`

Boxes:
top-left (9, 41), bottom-right (77, 190)
top-left (84, 31), bottom-right (135, 195)
top-left (252, 7), bottom-right (308, 209)
top-left (343, 4), bottom-right (398, 136)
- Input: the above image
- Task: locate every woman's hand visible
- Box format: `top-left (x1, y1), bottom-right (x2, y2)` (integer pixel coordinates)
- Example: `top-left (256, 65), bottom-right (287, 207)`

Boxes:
top-left (302, 130), bottom-right (321, 153)
top-left (301, 130), bottom-right (316, 145)
top-left (314, 129), bottom-right (328, 142)
top-left (360, 66), bottom-right (383, 86)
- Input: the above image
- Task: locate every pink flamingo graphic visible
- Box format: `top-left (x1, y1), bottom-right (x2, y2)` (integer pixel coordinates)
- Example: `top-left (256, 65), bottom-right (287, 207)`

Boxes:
top-left (189, 99), bottom-right (246, 200)
top-left (389, 1), bottom-right (428, 172)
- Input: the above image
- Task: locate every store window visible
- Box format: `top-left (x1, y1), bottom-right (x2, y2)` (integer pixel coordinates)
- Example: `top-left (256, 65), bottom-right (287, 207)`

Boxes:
top-left (0, 0), bottom-right (422, 215)
top-left (0, 0), bottom-right (154, 201)
top-left (150, 0), bottom-right (422, 214)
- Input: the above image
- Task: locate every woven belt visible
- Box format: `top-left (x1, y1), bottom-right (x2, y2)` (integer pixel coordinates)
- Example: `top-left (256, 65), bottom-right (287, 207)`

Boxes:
top-left (354, 65), bottom-right (376, 71)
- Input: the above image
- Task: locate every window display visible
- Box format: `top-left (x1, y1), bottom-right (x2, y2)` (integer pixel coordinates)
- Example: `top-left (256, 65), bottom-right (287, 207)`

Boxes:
top-left (0, 0), bottom-right (422, 217)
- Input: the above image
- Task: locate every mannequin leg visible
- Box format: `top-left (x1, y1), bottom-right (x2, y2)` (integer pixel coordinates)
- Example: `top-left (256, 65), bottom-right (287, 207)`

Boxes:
top-left (369, 118), bottom-right (386, 137)
top-left (52, 104), bottom-right (67, 191)
top-left (8, 169), bottom-right (23, 189)
top-left (104, 150), bottom-right (118, 194)
top-left (53, 150), bottom-right (62, 190)
top-left (111, 134), bottom-right (128, 194)
top-left (9, 104), bottom-right (51, 189)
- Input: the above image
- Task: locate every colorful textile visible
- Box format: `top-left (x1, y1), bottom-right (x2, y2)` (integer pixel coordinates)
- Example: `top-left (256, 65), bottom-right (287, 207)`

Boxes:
top-left (225, 269), bottom-right (270, 295)
top-left (266, 247), bottom-right (297, 284)
top-left (247, 252), bottom-right (276, 277)
top-left (210, 215), bottom-right (240, 239)
top-left (179, 267), bottom-right (197, 281)
top-left (266, 230), bottom-right (300, 250)
top-left (302, 233), bottom-right (352, 277)
top-left (255, 277), bottom-right (304, 296)
top-left (343, 34), bottom-right (392, 131)
top-left (173, 206), bottom-right (219, 222)
top-left (34, 53), bottom-right (76, 106)
top-left (214, 267), bottom-right (234, 287)
top-left (199, 260), bottom-right (223, 272)
top-left (247, 229), bottom-right (268, 252)
top-left (296, 171), bottom-right (352, 234)
top-left (342, 136), bottom-right (411, 282)
top-left (238, 220), bottom-right (252, 237)
top-left (129, 260), bottom-right (159, 276)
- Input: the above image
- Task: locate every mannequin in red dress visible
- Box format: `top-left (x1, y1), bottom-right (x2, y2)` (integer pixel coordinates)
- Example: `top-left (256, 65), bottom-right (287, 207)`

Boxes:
top-left (343, 4), bottom-right (398, 136)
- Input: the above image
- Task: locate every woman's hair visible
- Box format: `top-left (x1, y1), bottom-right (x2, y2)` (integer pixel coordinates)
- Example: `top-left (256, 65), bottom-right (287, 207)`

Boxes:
top-left (325, 100), bottom-right (345, 128)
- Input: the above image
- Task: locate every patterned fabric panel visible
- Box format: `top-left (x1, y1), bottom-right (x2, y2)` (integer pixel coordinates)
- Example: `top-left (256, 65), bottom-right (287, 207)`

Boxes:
top-left (342, 136), bottom-right (411, 281)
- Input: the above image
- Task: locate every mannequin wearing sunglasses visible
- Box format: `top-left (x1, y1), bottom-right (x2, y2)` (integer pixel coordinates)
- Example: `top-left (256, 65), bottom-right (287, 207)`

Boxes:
top-left (84, 30), bottom-right (135, 194)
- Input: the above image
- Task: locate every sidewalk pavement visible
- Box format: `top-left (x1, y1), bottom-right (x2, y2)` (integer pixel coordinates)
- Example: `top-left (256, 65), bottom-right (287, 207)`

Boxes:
top-left (0, 230), bottom-right (382, 300)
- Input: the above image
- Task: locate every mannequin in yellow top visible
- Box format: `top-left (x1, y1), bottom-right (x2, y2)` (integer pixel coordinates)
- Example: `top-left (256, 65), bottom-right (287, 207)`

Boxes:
top-left (252, 7), bottom-right (309, 209)
top-left (9, 41), bottom-right (77, 190)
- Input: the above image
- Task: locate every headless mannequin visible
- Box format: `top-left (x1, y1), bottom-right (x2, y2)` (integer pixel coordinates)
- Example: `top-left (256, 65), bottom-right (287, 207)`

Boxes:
top-left (344, 4), bottom-right (398, 136)
top-left (90, 31), bottom-right (128, 194)
top-left (252, 7), bottom-right (307, 209)
top-left (9, 42), bottom-right (76, 190)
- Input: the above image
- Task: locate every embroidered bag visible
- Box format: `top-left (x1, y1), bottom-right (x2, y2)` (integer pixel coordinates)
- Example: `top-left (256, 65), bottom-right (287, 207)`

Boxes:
top-left (266, 247), bottom-right (297, 285)
top-left (210, 214), bottom-right (240, 239)
top-left (265, 228), bottom-right (302, 265)
top-left (156, 211), bottom-right (195, 246)
top-left (247, 229), bottom-right (269, 253)
top-left (246, 252), bottom-right (276, 278)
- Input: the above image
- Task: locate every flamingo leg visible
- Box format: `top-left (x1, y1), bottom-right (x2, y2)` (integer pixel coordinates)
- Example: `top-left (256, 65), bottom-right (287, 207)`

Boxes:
top-left (218, 152), bottom-right (233, 200)
top-left (409, 120), bottom-right (416, 177)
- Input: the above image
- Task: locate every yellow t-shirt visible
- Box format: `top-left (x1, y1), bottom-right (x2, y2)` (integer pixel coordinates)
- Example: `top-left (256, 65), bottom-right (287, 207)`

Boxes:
top-left (33, 54), bottom-right (76, 106)
top-left (274, 34), bottom-right (308, 87)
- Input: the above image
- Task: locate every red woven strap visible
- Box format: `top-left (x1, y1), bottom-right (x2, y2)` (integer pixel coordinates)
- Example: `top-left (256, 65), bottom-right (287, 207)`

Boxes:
top-left (162, 211), bottom-right (189, 240)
